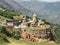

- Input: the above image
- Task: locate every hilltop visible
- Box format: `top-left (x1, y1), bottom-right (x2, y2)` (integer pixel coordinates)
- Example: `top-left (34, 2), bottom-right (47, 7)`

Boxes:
top-left (0, 7), bottom-right (60, 45)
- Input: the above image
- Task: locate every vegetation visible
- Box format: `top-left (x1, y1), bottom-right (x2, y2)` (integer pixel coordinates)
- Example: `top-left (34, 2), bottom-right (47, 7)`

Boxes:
top-left (0, 7), bottom-right (23, 19)
top-left (7, 38), bottom-right (57, 45)
top-left (0, 16), bottom-right (9, 22)
top-left (13, 15), bottom-right (24, 20)
top-left (0, 7), bottom-right (60, 45)
top-left (55, 25), bottom-right (60, 44)
top-left (0, 24), bottom-right (59, 45)
top-left (0, 26), bottom-right (9, 45)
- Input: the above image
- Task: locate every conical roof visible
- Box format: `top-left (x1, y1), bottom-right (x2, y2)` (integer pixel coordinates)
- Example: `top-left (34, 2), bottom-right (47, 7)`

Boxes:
top-left (33, 13), bottom-right (37, 17)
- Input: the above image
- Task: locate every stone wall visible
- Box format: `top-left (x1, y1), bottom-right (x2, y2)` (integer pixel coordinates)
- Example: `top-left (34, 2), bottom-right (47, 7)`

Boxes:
top-left (21, 28), bottom-right (55, 41)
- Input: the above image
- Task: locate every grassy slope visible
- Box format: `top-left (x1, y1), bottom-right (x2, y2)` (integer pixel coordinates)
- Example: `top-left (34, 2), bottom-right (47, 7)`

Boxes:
top-left (0, 37), bottom-right (57, 45)
top-left (0, 25), bottom-right (60, 45)
top-left (55, 25), bottom-right (60, 45)
top-left (0, 7), bottom-right (60, 45)
top-left (0, 40), bottom-right (8, 45)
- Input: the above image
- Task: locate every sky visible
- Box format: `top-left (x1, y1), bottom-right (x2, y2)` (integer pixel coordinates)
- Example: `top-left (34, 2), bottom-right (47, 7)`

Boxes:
top-left (40, 0), bottom-right (60, 2)
top-left (14, 0), bottom-right (60, 2)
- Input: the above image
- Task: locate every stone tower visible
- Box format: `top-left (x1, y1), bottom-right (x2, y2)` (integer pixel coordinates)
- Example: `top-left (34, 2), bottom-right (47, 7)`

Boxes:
top-left (30, 13), bottom-right (37, 27)
top-left (32, 13), bottom-right (37, 22)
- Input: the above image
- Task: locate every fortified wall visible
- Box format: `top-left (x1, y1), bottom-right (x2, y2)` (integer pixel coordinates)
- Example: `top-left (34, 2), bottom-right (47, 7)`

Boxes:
top-left (5, 13), bottom-right (55, 42)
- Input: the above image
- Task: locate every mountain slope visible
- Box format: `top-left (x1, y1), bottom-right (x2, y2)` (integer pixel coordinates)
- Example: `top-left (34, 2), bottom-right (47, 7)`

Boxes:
top-left (0, 0), bottom-right (60, 24)
top-left (0, 0), bottom-right (33, 15)
top-left (17, 1), bottom-right (60, 24)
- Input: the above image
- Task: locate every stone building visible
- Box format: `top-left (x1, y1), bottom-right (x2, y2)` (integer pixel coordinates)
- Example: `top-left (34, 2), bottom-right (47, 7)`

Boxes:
top-left (29, 13), bottom-right (37, 27)
top-left (6, 19), bottom-right (22, 26)
top-left (21, 27), bottom-right (55, 42)
top-left (5, 13), bottom-right (55, 42)
top-left (38, 20), bottom-right (44, 26)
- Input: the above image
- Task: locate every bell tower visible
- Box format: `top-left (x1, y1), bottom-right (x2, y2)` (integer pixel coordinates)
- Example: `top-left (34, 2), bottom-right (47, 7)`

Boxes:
top-left (32, 13), bottom-right (37, 22)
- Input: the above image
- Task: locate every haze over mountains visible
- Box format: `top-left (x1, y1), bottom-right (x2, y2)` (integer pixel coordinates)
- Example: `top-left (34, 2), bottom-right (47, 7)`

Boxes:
top-left (0, 0), bottom-right (33, 15)
top-left (15, 1), bottom-right (60, 24)
top-left (0, 0), bottom-right (60, 24)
